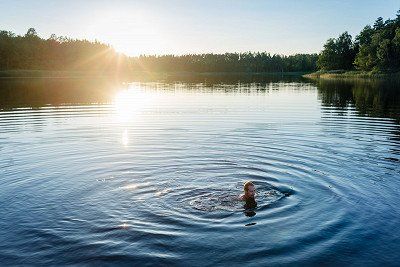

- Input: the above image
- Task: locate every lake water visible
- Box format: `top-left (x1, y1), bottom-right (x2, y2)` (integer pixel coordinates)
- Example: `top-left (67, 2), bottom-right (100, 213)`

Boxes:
top-left (0, 76), bottom-right (400, 266)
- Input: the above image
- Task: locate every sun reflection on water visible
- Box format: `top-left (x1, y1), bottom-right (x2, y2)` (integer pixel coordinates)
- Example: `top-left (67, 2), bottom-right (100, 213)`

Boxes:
top-left (121, 129), bottom-right (129, 146)
top-left (113, 84), bottom-right (157, 123)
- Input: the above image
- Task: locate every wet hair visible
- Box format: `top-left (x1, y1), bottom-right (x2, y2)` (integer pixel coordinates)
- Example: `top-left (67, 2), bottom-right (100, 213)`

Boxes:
top-left (243, 181), bottom-right (255, 192)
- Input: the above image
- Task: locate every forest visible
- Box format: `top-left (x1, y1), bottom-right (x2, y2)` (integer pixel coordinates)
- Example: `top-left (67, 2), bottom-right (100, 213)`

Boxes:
top-left (3, 9), bottom-right (399, 75)
top-left (0, 28), bottom-right (317, 74)
top-left (317, 9), bottom-right (400, 72)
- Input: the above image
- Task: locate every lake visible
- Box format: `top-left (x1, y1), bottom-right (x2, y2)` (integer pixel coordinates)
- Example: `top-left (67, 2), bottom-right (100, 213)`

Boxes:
top-left (0, 76), bottom-right (399, 266)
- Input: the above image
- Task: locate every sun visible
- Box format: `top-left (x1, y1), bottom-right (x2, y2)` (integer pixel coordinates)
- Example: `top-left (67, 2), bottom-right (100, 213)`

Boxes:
top-left (87, 8), bottom-right (164, 56)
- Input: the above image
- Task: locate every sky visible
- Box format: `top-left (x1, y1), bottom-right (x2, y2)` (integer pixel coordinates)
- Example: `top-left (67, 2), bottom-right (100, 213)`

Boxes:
top-left (1, 0), bottom-right (399, 56)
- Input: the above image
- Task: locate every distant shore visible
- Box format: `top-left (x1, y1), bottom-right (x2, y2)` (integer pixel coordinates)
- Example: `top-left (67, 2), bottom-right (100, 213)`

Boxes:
top-left (0, 70), bottom-right (309, 79)
top-left (0, 70), bottom-right (120, 79)
top-left (303, 70), bottom-right (400, 80)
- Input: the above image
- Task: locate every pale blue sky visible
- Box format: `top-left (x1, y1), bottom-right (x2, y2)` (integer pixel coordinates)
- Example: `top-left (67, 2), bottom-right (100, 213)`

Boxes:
top-left (0, 0), bottom-right (398, 56)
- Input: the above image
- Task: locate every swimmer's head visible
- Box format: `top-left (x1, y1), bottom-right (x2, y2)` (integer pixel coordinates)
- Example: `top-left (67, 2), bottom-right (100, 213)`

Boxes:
top-left (243, 181), bottom-right (256, 198)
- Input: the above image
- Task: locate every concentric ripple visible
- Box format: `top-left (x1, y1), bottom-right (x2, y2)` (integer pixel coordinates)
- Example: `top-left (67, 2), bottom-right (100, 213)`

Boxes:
top-left (1, 81), bottom-right (400, 266)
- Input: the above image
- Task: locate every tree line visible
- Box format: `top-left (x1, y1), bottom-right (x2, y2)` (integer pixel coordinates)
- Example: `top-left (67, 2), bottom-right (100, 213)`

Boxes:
top-left (0, 28), bottom-right (318, 73)
top-left (0, 28), bottom-right (128, 72)
top-left (318, 9), bottom-right (400, 72)
top-left (131, 53), bottom-right (318, 73)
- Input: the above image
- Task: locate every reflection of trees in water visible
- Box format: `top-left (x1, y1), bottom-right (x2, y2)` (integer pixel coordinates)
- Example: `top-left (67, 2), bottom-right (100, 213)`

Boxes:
top-left (316, 78), bottom-right (400, 158)
top-left (149, 74), bottom-right (311, 94)
top-left (3, 76), bottom-right (399, 121)
top-left (0, 78), bottom-right (121, 110)
top-left (0, 75), bottom-right (308, 109)
top-left (129, 72), bottom-right (308, 88)
top-left (157, 73), bottom-right (306, 85)
top-left (315, 78), bottom-right (400, 122)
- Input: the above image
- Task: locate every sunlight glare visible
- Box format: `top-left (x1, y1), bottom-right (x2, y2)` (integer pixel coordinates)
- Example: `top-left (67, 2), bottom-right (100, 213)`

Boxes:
top-left (114, 85), bottom-right (157, 123)
top-left (121, 129), bottom-right (129, 146)
top-left (87, 8), bottom-right (165, 56)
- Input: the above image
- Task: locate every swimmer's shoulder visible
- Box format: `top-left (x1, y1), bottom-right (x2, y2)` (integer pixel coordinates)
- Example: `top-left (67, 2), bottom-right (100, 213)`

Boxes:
top-left (238, 194), bottom-right (245, 201)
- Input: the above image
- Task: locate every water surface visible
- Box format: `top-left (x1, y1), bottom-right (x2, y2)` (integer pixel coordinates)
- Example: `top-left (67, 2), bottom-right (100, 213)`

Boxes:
top-left (0, 77), bottom-right (399, 266)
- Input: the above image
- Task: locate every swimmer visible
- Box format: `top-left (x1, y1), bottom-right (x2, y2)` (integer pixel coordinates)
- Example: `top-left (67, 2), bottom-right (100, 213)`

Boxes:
top-left (239, 181), bottom-right (257, 209)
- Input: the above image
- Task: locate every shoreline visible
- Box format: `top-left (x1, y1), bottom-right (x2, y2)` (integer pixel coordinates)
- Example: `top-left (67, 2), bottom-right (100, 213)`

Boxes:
top-left (303, 70), bottom-right (400, 80)
top-left (0, 70), bottom-right (122, 79)
top-left (0, 70), bottom-right (310, 79)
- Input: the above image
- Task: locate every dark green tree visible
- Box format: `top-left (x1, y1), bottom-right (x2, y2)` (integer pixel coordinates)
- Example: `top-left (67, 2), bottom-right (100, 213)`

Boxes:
top-left (354, 13), bottom-right (400, 71)
top-left (317, 32), bottom-right (356, 70)
top-left (319, 10), bottom-right (400, 72)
